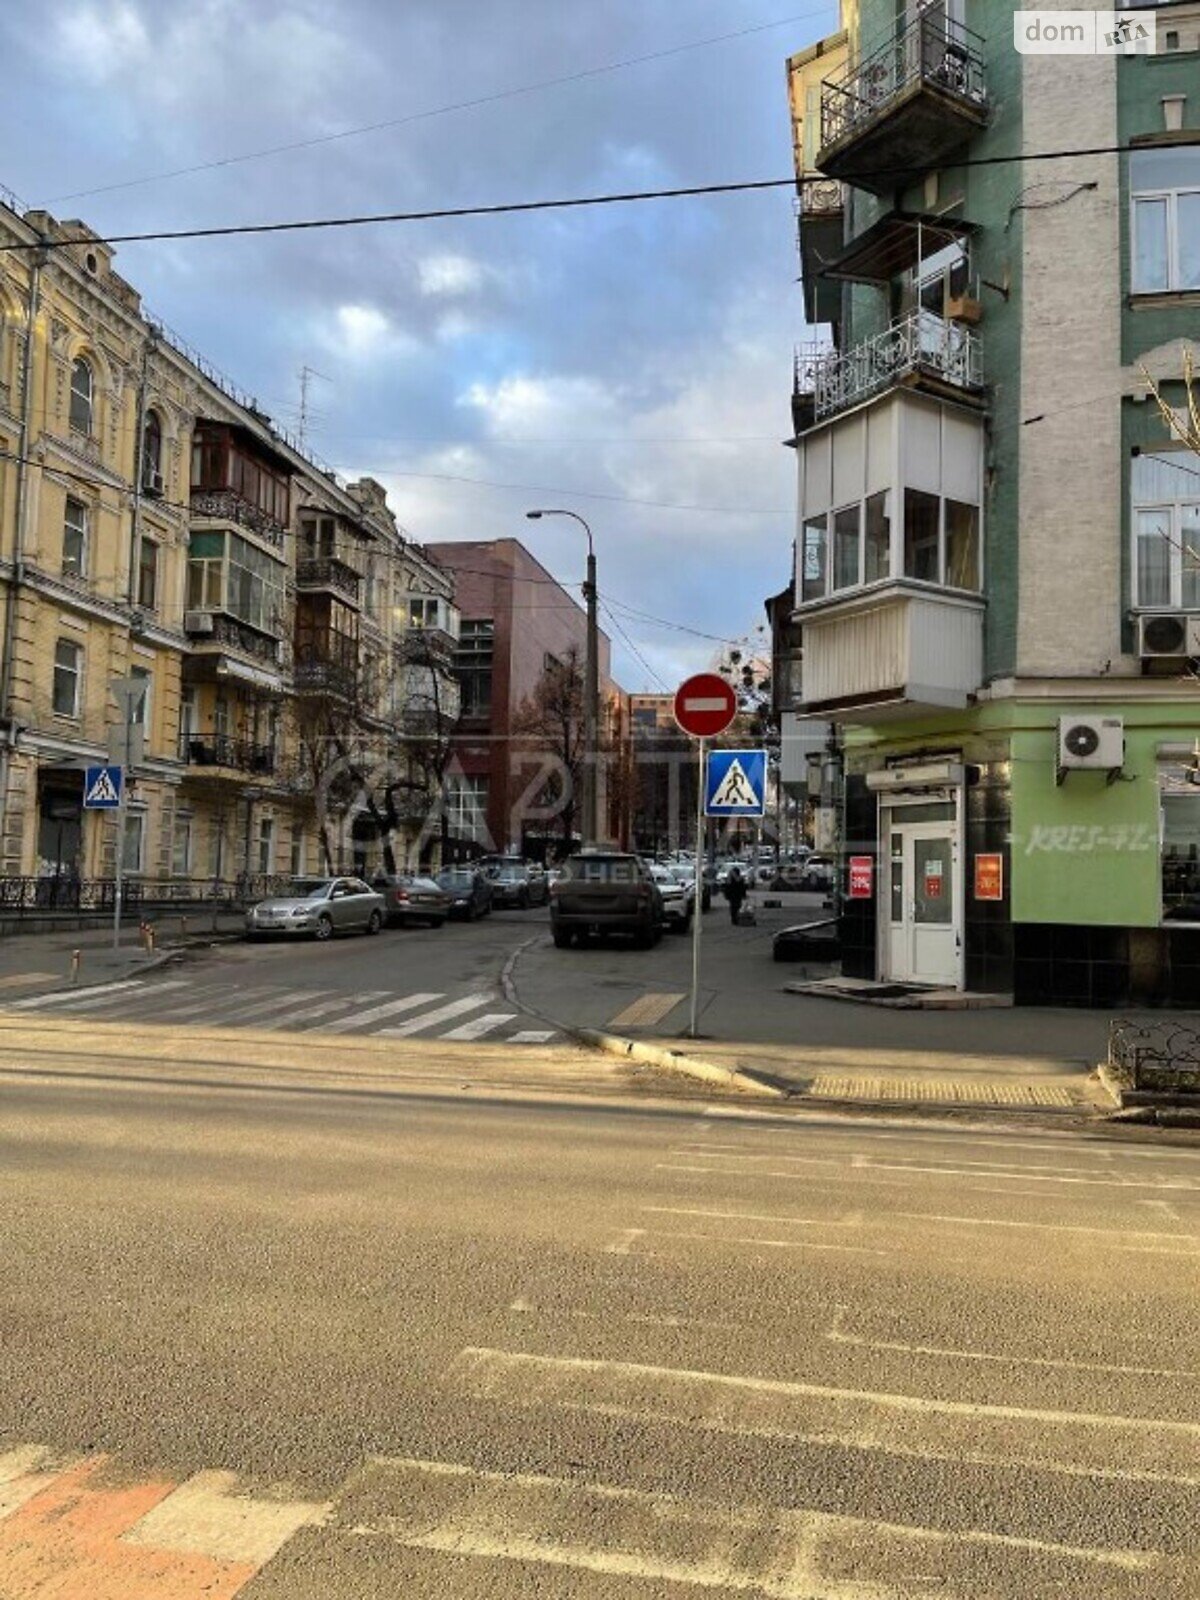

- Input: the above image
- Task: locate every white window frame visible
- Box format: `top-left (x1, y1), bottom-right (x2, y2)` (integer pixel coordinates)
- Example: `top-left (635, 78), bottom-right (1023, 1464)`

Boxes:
top-left (129, 666), bottom-right (152, 733)
top-left (1131, 454), bottom-right (1200, 609)
top-left (52, 638), bottom-right (82, 718)
top-left (121, 809), bottom-right (146, 876)
top-left (1131, 182), bottom-right (1200, 294)
top-left (171, 814), bottom-right (192, 878)
top-left (69, 356), bottom-right (94, 434)
top-left (62, 497), bottom-right (88, 578)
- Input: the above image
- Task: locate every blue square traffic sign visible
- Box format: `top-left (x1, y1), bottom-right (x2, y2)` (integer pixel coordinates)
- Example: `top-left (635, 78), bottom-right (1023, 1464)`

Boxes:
top-left (705, 749), bottom-right (767, 817)
top-left (83, 765), bottom-right (123, 809)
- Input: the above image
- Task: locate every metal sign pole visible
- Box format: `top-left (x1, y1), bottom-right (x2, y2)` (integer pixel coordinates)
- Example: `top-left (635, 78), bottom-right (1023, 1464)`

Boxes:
top-left (112, 745), bottom-right (126, 951)
top-left (688, 737), bottom-right (706, 1039)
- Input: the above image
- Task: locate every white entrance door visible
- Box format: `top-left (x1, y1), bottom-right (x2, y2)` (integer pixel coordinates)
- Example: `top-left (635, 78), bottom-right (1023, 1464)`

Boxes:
top-left (886, 820), bottom-right (961, 987)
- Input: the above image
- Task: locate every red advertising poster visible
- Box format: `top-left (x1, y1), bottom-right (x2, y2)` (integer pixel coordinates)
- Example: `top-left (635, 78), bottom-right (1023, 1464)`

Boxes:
top-left (974, 853), bottom-right (1004, 901)
top-left (848, 855), bottom-right (873, 899)
top-left (923, 861), bottom-right (944, 900)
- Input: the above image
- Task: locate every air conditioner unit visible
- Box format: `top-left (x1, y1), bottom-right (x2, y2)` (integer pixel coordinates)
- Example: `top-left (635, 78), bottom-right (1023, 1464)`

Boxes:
top-left (142, 469), bottom-right (165, 498)
top-left (1137, 612), bottom-right (1200, 658)
top-left (1058, 714), bottom-right (1124, 771)
top-left (184, 610), bottom-right (215, 634)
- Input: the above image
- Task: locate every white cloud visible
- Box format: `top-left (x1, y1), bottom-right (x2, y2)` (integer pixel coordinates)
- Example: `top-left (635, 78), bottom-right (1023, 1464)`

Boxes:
top-left (417, 253), bottom-right (486, 297)
top-left (55, 2), bottom-right (148, 81)
top-left (459, 372), bottom-right (622, 440)
top-left (330, 303), bottom-right (394, 359)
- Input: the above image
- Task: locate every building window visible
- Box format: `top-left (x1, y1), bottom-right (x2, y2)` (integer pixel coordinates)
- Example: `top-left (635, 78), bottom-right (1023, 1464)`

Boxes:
top-left (455, 619), bottom-right (494, 718)
top-left (121, 810), bottom-right (145, 875)
top-left (1131, 148), bottom-right (1200, 293)
top-left (52, 638), bottom-right (82, 717)
top-left (142, 411), bottom-right (163, 488)
top-left (257, 816), bottom-right (275, 876)
top-left (903, 489), bottom-right (940, 582)
top-left (864, 491), bottom-right (890, 584)
top-left (446, 775), bottom-right (489, 842)
top-left (69, 356), bottom-right (94, 434)
top-left (1132, 452), bottom-right (1200, 608)
top-left (289, 831), bottom-right (306, 877)
top-left (832, 504), bottom-right (861, 591)
top-left (137, 537), bottom-right (159, 610)
top-left (172, 815), bottom-right (192, 877)
top-left (801, 515), bottom-right (828, 603)
top-left (1161, 756), bottom-right (1200, 923)
top-left (130, 666), bottom-right (152, 732)
top-left (62, 497), bottom-right (88, 578)
top-left (186, 530), bottom-right (284, 633)
top-left (945, 499), bottom-right (980, 590)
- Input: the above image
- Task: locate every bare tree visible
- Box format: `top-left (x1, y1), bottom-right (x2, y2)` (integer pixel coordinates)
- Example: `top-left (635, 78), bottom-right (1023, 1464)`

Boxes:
top-left (511, 648), bottom-right (586, 850)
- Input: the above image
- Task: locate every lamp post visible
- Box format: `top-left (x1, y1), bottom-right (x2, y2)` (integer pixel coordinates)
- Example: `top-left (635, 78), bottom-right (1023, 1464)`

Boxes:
top-left (526, 508), bottom-right (599, 845)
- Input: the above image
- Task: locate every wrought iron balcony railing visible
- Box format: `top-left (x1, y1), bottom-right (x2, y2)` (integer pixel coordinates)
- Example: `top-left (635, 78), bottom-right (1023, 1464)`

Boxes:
top-left (820, 11), bottom-right (986, 153)
top-left (799, 177), bottom-right (845, 217)
top-left (180, 734), bottom-right (277, 775)
top-left (294, 650), bottom-right (358, 699)
top-left (185, 610), bottom-right (282, 664)
top-left (296, 556), bottom-right (362, 604)
top-left (795, 310), bottom-right (982, 424)
top-left (190, 487), bottom-right (287, 550)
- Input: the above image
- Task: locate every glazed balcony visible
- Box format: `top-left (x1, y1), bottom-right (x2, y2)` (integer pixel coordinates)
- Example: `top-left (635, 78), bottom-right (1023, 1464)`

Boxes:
top-left (795, 309), bottom-right (982, 429)
top-left (818, 12), bottom-right (987, 195)
top-left (295, 555), bottom-right (362, 606)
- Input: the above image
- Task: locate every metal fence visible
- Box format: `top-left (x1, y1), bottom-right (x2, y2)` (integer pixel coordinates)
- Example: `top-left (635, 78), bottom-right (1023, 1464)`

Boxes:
top-left (1109, 1019), bottom-right (1200, 1094)
top-left (797, 309), bottom-right (983, 423)
top-left (0, 875), bottom-right (294, 916)
top-left (820, 10), bottom-right (986, 150)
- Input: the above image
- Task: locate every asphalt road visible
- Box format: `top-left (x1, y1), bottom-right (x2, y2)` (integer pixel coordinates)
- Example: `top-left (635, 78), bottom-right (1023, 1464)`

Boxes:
top-left (0, 1035), bottom-right (1197, 1598)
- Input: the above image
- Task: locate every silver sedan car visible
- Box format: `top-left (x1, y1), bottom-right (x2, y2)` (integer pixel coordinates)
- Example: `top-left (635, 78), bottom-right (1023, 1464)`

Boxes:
top-left (245, 876), bottom-right (386, 940)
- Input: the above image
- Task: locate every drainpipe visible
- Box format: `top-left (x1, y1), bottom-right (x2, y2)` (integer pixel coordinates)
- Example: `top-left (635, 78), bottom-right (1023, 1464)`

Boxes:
top-left (127, 328), bottom-right (155, 608)
top-left (0, 245), bottom-right (45, 860)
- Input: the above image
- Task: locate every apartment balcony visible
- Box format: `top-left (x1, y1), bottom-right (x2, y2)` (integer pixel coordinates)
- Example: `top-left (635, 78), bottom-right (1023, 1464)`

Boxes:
top-left (294, 650), bottom-right (358, 701)
top-left (180, 734), bottom-right (277, 777)
top-left (795, 181), bottom-right (846, 326)
top-left (817, 12), bottom-right (987, 195)
top-left (295, 555), bottom-right (362, 606)
top-left (795, 309), bottom-right (982, 429)
top-left (190, 487), bottom-right (286, 550)
top-left (798, 581), bottom-right (984, 722)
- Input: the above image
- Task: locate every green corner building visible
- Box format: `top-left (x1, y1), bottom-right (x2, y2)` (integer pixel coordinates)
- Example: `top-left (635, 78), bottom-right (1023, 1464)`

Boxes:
top-left (786, 0), bottom-right (1199, 1004)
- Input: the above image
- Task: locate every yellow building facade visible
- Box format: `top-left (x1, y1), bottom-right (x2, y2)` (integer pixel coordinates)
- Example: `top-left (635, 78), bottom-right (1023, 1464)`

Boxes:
top-left (0, 191), bottom-right (459, 911)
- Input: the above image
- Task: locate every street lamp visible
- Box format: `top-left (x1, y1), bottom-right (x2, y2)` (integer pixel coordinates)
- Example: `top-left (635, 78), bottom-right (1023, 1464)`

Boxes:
top-left (526, 508), bottom-right (599, 845)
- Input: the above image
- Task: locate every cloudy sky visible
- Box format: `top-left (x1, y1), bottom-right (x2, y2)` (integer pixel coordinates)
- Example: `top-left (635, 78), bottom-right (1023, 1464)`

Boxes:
top-left (1, 0), bottom-right (836, 689)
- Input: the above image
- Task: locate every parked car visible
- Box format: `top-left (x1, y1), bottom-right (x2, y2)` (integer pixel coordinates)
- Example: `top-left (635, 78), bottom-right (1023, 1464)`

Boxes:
top-left (245, 876), bottom-right (384, 941)
top-left (649, 864), bottom-right (694, 933)
top-left (488, 862), bottom-right (549, 908)
top-left (372, 872), bottom-right (451, 927)
top-left (667, 861), bottom-right (711, 913)
top-left (773, 917), bottom-right (841, 963)
top-left (550, 850), bottom-right (664, 948)
top-left (800, 855), bottom-right (834, 891)
top-left (435, 867), bottom-right (492, 920)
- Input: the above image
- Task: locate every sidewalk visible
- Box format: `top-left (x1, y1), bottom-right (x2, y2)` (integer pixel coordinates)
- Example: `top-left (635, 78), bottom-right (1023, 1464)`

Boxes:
top-left (0, 914), bottom-right (245, 998)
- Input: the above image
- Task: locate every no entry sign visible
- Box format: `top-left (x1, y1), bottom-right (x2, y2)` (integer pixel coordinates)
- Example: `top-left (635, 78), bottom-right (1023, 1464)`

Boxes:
top-left (673, 673), bottom-right (737, 739)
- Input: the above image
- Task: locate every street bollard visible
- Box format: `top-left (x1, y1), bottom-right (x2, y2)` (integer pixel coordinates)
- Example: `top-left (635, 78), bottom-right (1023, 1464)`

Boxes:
top-left (180, 916), bottom-right (188, 940)
top-left (70, 949), bottom-right (81, 985)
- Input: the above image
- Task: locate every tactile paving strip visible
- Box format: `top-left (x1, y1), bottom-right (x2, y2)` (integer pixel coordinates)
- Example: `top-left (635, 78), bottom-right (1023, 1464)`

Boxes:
top-left (808, 1077), bottom-right (1077, 1107)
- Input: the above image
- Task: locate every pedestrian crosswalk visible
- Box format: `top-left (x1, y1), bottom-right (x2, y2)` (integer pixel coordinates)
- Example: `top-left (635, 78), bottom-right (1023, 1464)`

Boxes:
top-left (5, 976), bottom-right (559, 1045)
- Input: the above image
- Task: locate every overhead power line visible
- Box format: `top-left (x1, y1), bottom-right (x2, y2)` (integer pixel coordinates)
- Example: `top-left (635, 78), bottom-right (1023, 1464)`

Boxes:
top-left (358, 466), bottom-right (791, 515)
top-left (50, 7), bottom-right (831, 203)
top-left (1, 145), bottom-right (1144, 256)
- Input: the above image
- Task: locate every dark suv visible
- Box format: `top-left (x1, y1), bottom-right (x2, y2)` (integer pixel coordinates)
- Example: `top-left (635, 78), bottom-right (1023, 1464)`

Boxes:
top-left (549, 851), bottom-right (664, 949)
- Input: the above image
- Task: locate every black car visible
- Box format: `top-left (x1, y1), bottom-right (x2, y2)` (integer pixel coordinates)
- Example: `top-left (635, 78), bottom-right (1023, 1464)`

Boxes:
top-left (435, 867), bottom-right (493, 920)
top-left (486, 862), bottom-right (549, 909)
top-left (550, 851), bottom-right (664, 948)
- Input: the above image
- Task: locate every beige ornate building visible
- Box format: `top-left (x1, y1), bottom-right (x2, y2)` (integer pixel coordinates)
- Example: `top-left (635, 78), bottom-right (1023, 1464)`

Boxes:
top-left (0, 187), bottom-right (459, 906)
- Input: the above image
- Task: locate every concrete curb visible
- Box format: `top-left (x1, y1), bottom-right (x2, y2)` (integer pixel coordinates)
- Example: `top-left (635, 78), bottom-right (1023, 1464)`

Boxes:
top-left (1096, 1060), bottom-right (1200, 1126)
top-left (572, 1029), bottom-right (789, 1099)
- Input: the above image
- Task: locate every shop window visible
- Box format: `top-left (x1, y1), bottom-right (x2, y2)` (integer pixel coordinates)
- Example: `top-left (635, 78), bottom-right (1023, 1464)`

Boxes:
top-left (1162, 756), bottom-right (1200, 923)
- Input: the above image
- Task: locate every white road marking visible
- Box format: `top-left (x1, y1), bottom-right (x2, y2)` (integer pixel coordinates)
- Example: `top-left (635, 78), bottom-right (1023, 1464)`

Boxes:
top-left (895, 1210), bottom-right (1196, 1245)
top-left (378, 992), bottom-right (493, 1037)
top-left (654, 1163), bottom-right (1062, 1198)
top-left (285, 993), bottom-right (392, 1027)
top-left (192, 988), bottom-right (332, 1025)
top-left (0, 1445), bottom-right (85, 1518)
top-left (16, 979), bottom-right (189, 1013)
top-left (826, 1304), bottom-right (1199, 1381)
top-left (10, 977), bottom-right (156, 1009)
top-left (643, 1205), bottom-right (863, 1229)
top-left (121, 1468), bottom-right (328, 1564)
top-left (864, 1159), bottom-right (1200, 1191)
top-left (1140, 1198), bottom-right (1184, 1222)
top-left (508, 1029), bottom-right (558, 1043)
top-left (441, 1012), bottom-right (517, 1041)
top-left (605, 1227), bottom-right (645, 1255)
top-left (320, 992), bottom-right (445, 1033)
top-left (657, 1229), bottom-right (888, 1258)
top-left (348, 1456), bottom-right (1164, 1593)
top-left (449, 1347), bottom-right (1200, 1486)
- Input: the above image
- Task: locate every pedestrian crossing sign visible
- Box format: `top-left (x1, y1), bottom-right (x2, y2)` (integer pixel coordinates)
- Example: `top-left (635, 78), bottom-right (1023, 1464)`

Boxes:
top-left (83, 764), bottom-right (123, 809)
top-left (705, 749), bottom-right (767, 817)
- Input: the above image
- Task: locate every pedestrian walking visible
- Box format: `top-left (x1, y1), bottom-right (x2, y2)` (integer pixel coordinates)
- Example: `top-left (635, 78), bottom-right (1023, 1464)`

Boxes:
top-left (724, 865), bottom-right (747, 926)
